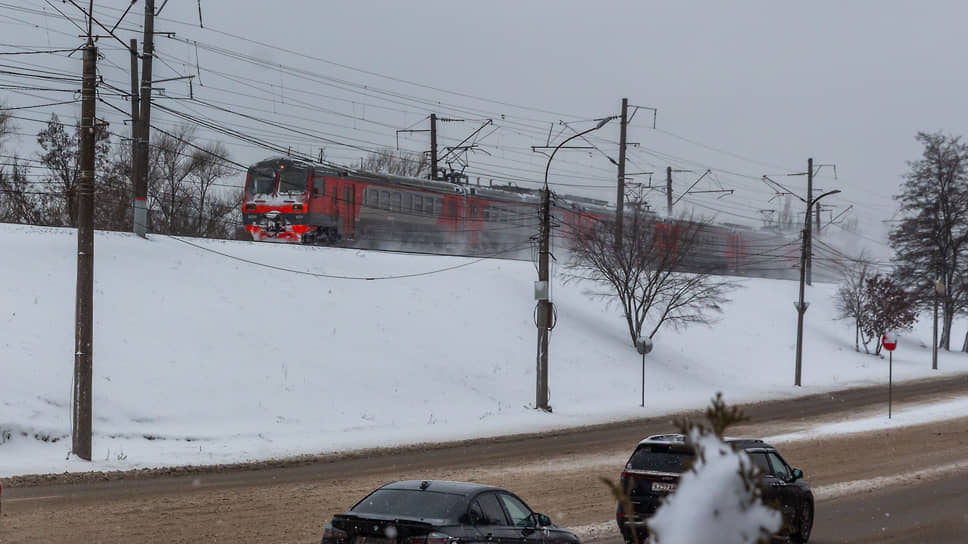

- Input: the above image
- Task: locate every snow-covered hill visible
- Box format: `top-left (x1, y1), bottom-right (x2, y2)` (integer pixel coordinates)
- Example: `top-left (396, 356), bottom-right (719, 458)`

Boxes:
top-left (1, 223), bottom-right (964, 476)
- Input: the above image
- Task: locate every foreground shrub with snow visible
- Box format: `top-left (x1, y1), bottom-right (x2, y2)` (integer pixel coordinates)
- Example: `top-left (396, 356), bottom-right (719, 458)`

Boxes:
top-left (647, 395), bottom-right (781, 544)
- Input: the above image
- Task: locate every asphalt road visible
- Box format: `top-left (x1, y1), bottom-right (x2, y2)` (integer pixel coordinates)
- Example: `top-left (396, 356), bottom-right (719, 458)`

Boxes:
top-left (1, 373), bottom-right (967, 543)
top-left (812, 475), bottom-right (968, 543)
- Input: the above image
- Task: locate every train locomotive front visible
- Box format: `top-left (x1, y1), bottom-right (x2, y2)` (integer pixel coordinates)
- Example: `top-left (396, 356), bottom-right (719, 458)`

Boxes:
top-left (242, 158), bottom-right (318, 243)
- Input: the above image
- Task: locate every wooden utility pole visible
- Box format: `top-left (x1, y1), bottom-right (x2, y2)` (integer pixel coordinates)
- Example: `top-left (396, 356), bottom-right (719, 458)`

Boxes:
top-left (429, 113), bottom-right (439, 181)
top-left (535, 187), bottom-right (551, 411)
top-left (73, 8), bottom-right (97, 463)
top-left (615, 98), bottom-right (628, 249)
top-left (666, 166), bottom-right (673, 215)
top-left (134, 0), bottom-right (155, 237)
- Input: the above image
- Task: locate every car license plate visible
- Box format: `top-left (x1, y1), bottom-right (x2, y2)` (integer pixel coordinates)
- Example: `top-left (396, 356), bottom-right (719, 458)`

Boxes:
top-left (651, 481), bottom-right (677, 492)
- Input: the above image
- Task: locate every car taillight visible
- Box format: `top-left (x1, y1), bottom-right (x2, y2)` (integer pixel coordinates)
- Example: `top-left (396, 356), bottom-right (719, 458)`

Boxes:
top-left (407, 533), bottom-right (453, 544)
top-left (292, 204), bottom-right (304, 212)
top-left (322, 525), bottom-right (348, 544)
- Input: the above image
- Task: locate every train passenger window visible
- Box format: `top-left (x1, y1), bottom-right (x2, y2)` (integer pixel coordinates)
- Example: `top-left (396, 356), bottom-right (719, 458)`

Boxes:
top-left (366, 188), bottom-right (377, 207)
top-left (447, 201), bottom-right (457, 218)
top-left (413, 195), bottom-right (423, 214)
top-left (483, 208), bottom-right (490, 220)
top-left (425, 198), bottom-right (435, 215)
top-left (381, 191), bottom-right (390, 210)
top-left (403, 193), bottom-right (412, 213)
top-left (434, 199), bottom-right (443, 216)
top-left (391, 192), bottom-right (402, 212)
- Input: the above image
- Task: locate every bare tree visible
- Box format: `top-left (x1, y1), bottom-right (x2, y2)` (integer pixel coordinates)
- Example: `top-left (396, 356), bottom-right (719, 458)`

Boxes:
top-left (189, 142), bottom-right (236, 235)
top-left (35, 113), bottom-right (110, 227)
top-left (890, 132), bottom-right (968, 351)
top-left (0, 158), bottom-right (59, 225)
top-left (834, 254), bottom-right (873, 352)
top-left (147, 125), bottom-right (204, 234)
top-left (362, 147), bottom-right (428, 178)
top-left (94, 141), bottom-right (134, 231)
top-left (566, 204), bottom-right (738, 346)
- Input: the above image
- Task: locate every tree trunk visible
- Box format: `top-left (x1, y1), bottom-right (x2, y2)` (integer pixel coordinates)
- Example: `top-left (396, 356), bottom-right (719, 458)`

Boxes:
top-left (855, 321), bottom-right (860, 352)
top-left (941, 302), bottom-right (954, 350)
top-left (962, 329), bottom-right (968, 353)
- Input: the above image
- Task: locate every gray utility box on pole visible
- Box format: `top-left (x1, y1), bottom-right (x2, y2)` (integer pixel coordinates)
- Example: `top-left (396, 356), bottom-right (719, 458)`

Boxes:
top-left (636, 337), bottom-right (653, 408)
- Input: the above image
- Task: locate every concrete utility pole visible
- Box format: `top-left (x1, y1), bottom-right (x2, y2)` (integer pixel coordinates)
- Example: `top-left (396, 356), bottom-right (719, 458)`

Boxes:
top-left (666, 166), bottom-right (673, 215)
top-left (793, 166), bottom-right (841, 387)
top-left (429, 113), bottom-right (439, 181)
top-left (806, 158), bottom-right (813, 286)
top-left (615, 98), bottom-right (628, 250)
top-left (134, 0), bottom-right (155, 237)
top-left (129, 38), bottom-right (141, 232)
top-left (73, 6), bottom-right (97, 462)
top-left (536, 116), bottom-right (615, 411)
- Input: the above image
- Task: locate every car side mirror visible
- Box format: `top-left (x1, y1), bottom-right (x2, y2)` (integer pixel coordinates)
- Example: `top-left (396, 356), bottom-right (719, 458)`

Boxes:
top-left (535, 513), bottom-right (552, 527)
top-left (791, 468), bottom-right (803, 481)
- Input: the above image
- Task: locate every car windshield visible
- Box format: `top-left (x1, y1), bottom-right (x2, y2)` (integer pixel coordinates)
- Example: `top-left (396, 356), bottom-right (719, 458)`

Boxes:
top-left (351, 489), bottom-right (465, 522)
top-left (628, 446), bottom-right (694, 473)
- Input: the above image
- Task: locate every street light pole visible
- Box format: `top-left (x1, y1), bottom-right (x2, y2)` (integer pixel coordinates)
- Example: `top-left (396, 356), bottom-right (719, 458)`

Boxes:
top-left (536, 116), bottom-right (615, 411)
top-left (794, 189), bottom-right (841, 387)
top-left (933, 278), bottom-right (944, 370)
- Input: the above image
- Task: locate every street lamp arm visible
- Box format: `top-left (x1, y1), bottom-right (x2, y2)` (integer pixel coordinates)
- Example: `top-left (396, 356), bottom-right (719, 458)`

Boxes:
top-left (810, 189), bottom-right (841, 207)
top-left (543, 117), bottom-right (617, 189)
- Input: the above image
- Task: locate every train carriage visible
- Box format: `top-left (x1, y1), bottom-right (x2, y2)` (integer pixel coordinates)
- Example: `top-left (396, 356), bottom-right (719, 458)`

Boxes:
top-left (240, 157), bottom-right (794, 278)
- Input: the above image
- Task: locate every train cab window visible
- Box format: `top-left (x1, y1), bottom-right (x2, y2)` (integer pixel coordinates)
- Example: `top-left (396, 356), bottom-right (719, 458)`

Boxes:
top-left (391, 192), bottom-right (402, 212)
top-left (247, 167), bottom-right (276, 195)
top-left (278, 166), bottom-right (308, 194)
top-left (413, 195), bottom-right (423, 214)
top-left (403, 193), bottom-right (412, 213)
top-left (380, 191), bottom-right (391, 210)
top-left (366, 188), bottom-right (378, 207)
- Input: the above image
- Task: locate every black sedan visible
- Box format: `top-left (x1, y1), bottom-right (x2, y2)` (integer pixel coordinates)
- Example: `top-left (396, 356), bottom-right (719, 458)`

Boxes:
top-left (321, 480), bottom-right (581, 544)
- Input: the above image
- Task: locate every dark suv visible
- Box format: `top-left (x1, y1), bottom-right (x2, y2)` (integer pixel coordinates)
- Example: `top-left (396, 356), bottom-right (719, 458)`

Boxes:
top-left (616, 434), bottom-right (813, 543)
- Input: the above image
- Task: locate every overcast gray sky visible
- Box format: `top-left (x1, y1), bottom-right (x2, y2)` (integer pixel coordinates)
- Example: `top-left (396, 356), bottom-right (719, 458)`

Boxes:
top-left (3, 1), bottom-right (967, 256)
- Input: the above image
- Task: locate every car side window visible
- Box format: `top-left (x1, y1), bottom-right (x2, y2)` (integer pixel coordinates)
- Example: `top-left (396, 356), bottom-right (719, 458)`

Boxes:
top-left (767, 452), bottom-right (792, 480)
top-left (466, 500), bottom-right (487, 526)
top-left (476, 493), bottom-right (509, 526)
top-left (748, 452), bottom-right (771, 477)
top-left (498, 493), bottom-right (534, 527)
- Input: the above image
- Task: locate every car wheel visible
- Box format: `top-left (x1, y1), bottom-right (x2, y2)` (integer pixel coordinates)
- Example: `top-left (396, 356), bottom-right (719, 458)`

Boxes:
top-left (791, 500), bottom-right (813, 543)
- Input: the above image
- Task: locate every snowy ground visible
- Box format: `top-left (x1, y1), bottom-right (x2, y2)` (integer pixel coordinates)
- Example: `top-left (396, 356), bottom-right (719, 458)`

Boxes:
top-left (1, 223), bottom-right (966, 477)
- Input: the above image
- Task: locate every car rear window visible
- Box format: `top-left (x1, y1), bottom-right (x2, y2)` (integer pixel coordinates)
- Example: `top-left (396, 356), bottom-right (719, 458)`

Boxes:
top-left (627, 445), bottom-right (694, 473)
top-left (351, 489), bottom-right (465, 521)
